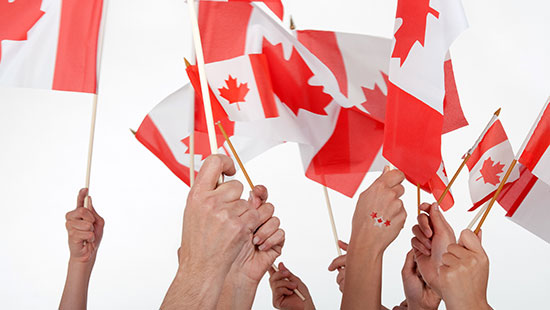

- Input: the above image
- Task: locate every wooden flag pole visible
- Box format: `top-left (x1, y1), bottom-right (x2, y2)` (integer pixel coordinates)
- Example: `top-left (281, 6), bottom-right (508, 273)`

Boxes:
top-left (436, 108), bottom-right (501, 205)
top-left (83, 0), bottom-right (110, 209)
top-left (322, 186), bottom-right (342, 256)
top-left (417, 184), bottom-right (421, 215)
top-left (187, 0), bottom-right (218, 156)
top-left (474, 159), bottom-right (517, 234)
top-left (467, 201), bottom-right (489, 230)
top-left (216, 122), bottom-right (306, 302)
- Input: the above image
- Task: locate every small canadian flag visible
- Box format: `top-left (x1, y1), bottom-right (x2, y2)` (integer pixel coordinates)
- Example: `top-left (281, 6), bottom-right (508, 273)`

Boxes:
top-left (467, 118), bottom-right (520, 210)
top-left (187, 54), bottom-right (279, 122)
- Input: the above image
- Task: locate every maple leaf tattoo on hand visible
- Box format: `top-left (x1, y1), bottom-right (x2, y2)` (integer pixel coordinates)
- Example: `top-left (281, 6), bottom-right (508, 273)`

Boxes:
top-left (218, 75), bottom-right (249, 111)
top-left (477, 157), bottom-right (505, 186)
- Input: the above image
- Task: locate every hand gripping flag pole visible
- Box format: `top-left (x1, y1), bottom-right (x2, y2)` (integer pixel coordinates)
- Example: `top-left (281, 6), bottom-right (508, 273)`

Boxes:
top-left (435, 108), bottom-right (502, 207)
top-left (216, 122), bottom-right (306, 302)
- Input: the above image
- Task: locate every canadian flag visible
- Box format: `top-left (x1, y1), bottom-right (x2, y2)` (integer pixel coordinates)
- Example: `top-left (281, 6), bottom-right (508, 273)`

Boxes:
top-left (466, 118), bottom-right (519, 210)
top-left (0, 0), bottom-right (104, 93)
top-left (426, 162), bottom-right (454, 211)
top-left (295, 29), bottom-right (467, 197)
top-left (187, 54), bottom-right (278, 122)
top-left (384, 0), bottom-right (468, 185)
top-left (517, 99), bottom-right (550, 186)
top-left (497, 164), bottom-right (550, 244)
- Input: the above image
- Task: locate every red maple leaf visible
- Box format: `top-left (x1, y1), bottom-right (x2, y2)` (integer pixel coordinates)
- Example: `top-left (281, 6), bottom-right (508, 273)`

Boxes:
top-left (218, 75), bottom-right (250, 111)
top-left (0, 0), bottom-right (45, 63)
top-left (181, 132), bottom-right (228, 160)
top-left (476, 157), bottom-right (505, 186)
top-left (361, 72), bottom-right (390, 123)
top-left (262, 39), bottom-right (332, 116)
top-left (392, 0), bottom-right (439, 66)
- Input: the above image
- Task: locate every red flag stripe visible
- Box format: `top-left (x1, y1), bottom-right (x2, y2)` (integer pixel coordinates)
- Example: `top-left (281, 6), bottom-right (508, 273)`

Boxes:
top-left (249, 54), bottom-right (278, 118)
top-left (53, 0), bottom-right (103, 93)
top-left (519, 103), bottom-right (550, 170)
top-left (384, 81), bottom-right (443, 185)
top-left (499, 165), bottom-right (539, 217)
top-left (466, 120), bottom-right (509, 170)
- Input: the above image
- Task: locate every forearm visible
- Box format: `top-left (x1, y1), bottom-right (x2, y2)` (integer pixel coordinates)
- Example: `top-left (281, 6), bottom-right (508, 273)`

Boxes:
top-left (161, 264), bottom-right (228, 310)
top-left (59, 259), bottom-right (94, 310)
top-left (216, 275), bottom-right (259, 310)
top-left (341, 234), bottom-right (384, 310)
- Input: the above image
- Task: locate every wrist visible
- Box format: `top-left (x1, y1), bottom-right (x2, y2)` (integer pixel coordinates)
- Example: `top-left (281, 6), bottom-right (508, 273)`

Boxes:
top-left (349, 227), bottom-right (386, 258)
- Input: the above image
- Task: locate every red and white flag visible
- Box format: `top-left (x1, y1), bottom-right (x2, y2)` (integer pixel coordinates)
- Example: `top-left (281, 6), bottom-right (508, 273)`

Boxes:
top-left (0, 0), bottom-right (104, 93)
top-left (295, 29), bottom-right (467, 197)
top-left (467, 118), bottom-right (519, 210)
top-left (497, 164), bottom-right (550, 244)
top-left (517, 99), bottom-right (550, 186)
top-left (426, 162), bottom-right (454, 211)
top-left (384, 0), bottom-right (468, 185)
top-left (187, 54), bottom-right (278, 122)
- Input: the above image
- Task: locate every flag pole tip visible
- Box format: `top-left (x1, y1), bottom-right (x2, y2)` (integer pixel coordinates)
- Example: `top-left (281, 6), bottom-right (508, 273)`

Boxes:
top-left (130, 128), bottom-right (136, 136)
top-left (184, 58), bottom-right (192, 68)
top-left (494, 108), bottom-right (502, 116)
top-left (289, 16), bottom-right (296, 30)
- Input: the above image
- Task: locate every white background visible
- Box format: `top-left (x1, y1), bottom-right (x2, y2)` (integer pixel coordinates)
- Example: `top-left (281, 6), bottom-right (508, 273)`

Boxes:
top-left (1, 0), bottom-right (549, 309)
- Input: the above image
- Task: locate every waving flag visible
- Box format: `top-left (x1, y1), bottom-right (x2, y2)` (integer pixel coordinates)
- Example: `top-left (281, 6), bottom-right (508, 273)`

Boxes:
top-left (295, 29), bottom-right (467, 197)
top-left (497, 164), bottom-right (550, 244)
top-left (384, 0), bottom-right (468, 185)
top-left (467, 118), bottom-right (519, 210)
top-left (0, 0), bottom-right (104, 93)
top-left (186, 54), bottom-right (278, 122)
top-left (517, 99), bottom-right (550, 185)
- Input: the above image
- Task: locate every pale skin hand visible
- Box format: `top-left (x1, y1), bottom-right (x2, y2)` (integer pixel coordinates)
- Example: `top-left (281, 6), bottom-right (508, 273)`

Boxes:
top-left (216, 185), bottom-right (286, 310)
top-left (161, 155), bottom-right (265, 310)
top-left (400, 250), bottom-right (441, 310)
top-left (439, 230), bottom-right (491, 310)
top-left (411, 202), bottom-right (456, 296)
top-left (268, 262), bottom-right (315, 310)
top-left (59, 188), bottom-right (105, 310)
top-left (327, 240), bottom-right (348, 293)
top-left (342, 167), bottom-right (407, 310)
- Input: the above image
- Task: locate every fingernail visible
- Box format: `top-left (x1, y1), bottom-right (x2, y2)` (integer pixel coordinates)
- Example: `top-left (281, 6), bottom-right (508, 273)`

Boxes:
top-left (253, 236), bottom-right (260, 245)
top-left (258, 244), bottom-right (266, 251)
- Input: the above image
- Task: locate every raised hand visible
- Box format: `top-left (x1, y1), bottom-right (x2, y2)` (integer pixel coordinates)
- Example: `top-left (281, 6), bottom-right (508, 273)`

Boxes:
top-left (65, 188), bottom-right (104, 263)
top-left (327, 240), bottom-right (348, 293)
top-left (411, 202), bottom-right (455, 296)
top-left (439, 230), bottom-right (491, 310)
top-left (401, 250), bottom-right (441, 310)
top-left (269, 262), bottom-right (315, 310)
top-left (60, 188), bottom-right (105, 310)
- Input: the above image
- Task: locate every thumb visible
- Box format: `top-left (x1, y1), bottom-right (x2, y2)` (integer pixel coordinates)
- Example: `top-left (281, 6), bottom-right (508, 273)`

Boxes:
top-left (401, 250), bottom-right (416, 278)
top-left (458, 229), bottom-right (484, 253)
top-left (429, 203), bottom-right (453, 235)
top-left (76, 188), bottom-right (88, 208)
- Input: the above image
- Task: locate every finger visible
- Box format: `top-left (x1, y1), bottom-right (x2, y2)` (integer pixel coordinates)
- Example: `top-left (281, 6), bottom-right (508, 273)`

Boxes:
top-left (273, 279), bottom-right (298, 291)
top-left (276, 287), bottom-right (294, 297)
top-left (419, 202), bottom-right (431, 213)
top-left (380, 169), bottom-right (405, 188)
top-left (66, 207), bottom-right (95, 223)
top-left (256, 203), bottom-right (275, 227)
top-left (269, 269), bottom-right (289, 283)
top-left (214, 180), bottom-right (244, 203)
top-left (401, 250), bottom-right (416, 278)
top-left (70, 230), bottom-right (95, 244)
top-left (228, 199), bottom-right (250, 217)
top-left (67, 220), bottom-right (94, 232)
top-left (417, 213), bottom-right (433, 238)
top-left (336, 270), bottom-right (345, 285)
top-left (441, 252), bottom-right (460, 267)
top-left (194, 155), bottom-right (236, 191)
top-left (383, 165), bottom-right (390, 174)
top-left (328, 255), bottom-right (347, 271)
top-left (240, 206), bottom-right (261, 232)
top-left (412, 225), bottom-right (432, 250)
top-left (458, 229), bottom-right (484, 253)
top-left (258, 228), bottom-right (284, 251)
top-left (429, 203), bottom-right (455, 238)
top-left (338, 240), bottom-right (348, 252)
top-left (393, 184), bottom-right (405, 198)
top-left (477, 229), bottom-right (483, 242)
top-left (447, 243), bottom-right (469, 259)
top-left (76, 188), bottom-right (88, 208)
top-left (253, 216), bottom-right (279, 246)
top-left (279, 262), bottom-right (302, 284)
top-left (88, 197), bottom-right (105, 226)
top-left (250, 185), bottom-right (268, 205)
top-left (411, 237), bottom-right (431, 256)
